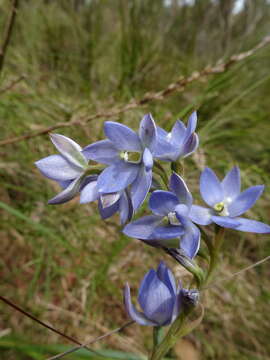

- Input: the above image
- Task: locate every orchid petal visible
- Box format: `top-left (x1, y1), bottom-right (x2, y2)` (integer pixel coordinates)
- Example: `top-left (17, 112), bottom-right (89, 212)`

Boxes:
top-left (189, 205), bottom-right (213, 225)
top-left (154, 140), bottom-right (177, 161)
top-left (221, 166), bottom-right (241, 201)
top-left (35, 155), bottom-right (82, 181)
top-left (170, 120), bottom-right (186, 145)
top-left (156, 126), bottom-right (168, 140)
top-left (200, 168), bottom-right (224, 207)
top-left (181, 133), bottom-right (199, 158)
top-left (138, 269), bottom-right (156, 309)
top-left (175, 204), bottom-right (189, 217)
top-left (156, 262), bottom-right (177, 296)
top-left (119, 191), bottom-right (133, 225)
top-left (104, 122), bottom-right (142, 151)
top-left (211, 216), bottom-right (240, 228)
top-left (48, 175), bottom-right (83, 204)
top-left (98, 198), bottom-right (119, 219)
top-left (139, 114), bottom-right (157, 152)
top-left (185, 111), bottom-right (197, 137)
top-left (50, 134), bottom-right (87, 169)
top-left (169, 173), bottom-right (192, 208)
top-left (139, 273), bottom-right (174, 325)
top-left (228, 185), bottom-right (264, 217)
top-left (80, 180), bottom-right (99, 204)
top-left (100, 192), bottom-right (121, 208)
top-left (82, 140), bottom-right (119, 165)
top-left (143, 148), bottom-right (153, 171)
top-left (97, 160), bottom-right (139, 193)
top-left (233, 217), bottom-right (270, 233)
top-left (57, 180), bottom-right (72, 189)
top-left (152, 225), bottom-right (184, 239)
top-left (123, 215), bottom-right (163, 240)
top-left (149, 190), bottom-right (179, 216)
top-left (180, 221), bottom-right (200, 259)
top-left (130, 167), bottom-right (152, 210)
top-left (172, 286), bottom-right (182, 322)
top-left (124, 284), bottom-right (157, 326)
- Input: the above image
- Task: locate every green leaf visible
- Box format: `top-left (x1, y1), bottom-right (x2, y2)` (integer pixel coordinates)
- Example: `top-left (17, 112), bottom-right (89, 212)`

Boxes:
top-left (0, 335), bottom-right (147, 360)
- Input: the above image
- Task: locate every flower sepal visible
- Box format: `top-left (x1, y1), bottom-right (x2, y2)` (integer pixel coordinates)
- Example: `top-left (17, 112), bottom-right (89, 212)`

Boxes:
top-left (164, 247), bottom-right (205, 287)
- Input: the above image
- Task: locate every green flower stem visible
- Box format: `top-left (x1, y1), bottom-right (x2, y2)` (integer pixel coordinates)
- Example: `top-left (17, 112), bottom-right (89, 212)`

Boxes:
top-left (171, 161), bottom-right (183, 175)
top-left (153, 326), bottom-right (164, 349)
top-left (84, 164), bottom-right (105, 175)
top-left (153, 164), bottom-right (169, 189)
top-left (149, 227), bottom-right (225, 359)
top-left (150, 307), bottom-right (193, 360)
top-left (198, 225), bottom-right (213, 254)
top-left (205, 226), bottom-right (225, 285)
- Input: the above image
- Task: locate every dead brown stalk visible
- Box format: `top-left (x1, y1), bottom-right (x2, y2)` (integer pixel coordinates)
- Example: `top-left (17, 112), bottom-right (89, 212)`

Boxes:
top-left (0, 0), bottom-right (20, 74)
top-left (0, 34), bottom-right (270, 147)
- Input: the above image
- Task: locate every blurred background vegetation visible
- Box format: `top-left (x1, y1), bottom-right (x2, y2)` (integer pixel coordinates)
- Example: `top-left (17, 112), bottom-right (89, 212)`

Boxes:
top-left (0, 0), bottom-right (270, 359)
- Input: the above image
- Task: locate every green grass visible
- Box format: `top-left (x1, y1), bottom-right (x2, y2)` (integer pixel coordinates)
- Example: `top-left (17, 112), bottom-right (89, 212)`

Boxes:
top-left (0, 0), bottom-right (270, 359)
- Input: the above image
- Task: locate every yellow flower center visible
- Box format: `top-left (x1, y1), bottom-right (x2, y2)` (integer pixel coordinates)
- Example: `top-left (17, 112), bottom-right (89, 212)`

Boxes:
top-left (214, 202), bottom-right (225, 213)
top-left (119, 151), bottom-right (142, 164)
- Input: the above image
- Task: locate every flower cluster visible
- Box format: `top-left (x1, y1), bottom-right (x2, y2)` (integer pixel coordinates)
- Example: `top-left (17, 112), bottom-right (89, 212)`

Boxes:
top-left (36, 111), bottom-right (270, 329)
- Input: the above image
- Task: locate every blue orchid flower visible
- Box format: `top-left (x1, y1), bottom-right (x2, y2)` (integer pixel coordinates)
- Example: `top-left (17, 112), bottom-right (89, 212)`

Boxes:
top-left (35, 133), bottom-right (93, 204)
top-left (189, 166), bottom-right (270, 233)
top-left (154, 111), bottom-right (199, 162)
top-left (123, 173), bottom-right (201, 259)
top-left (83, 114), bottom-right (157, 210)
top-left (124, 262), bottom-right (199, 326)
top-left (35, 134), bottom-right (132, 224)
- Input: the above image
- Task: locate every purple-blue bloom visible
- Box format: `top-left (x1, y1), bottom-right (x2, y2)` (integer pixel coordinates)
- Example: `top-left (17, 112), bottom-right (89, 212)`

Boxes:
top-left (35, 134), bottom-right (132, 224)
top-left (189, 166), bottom-right (270, 233)
top-left (124, 262), bottom-right (198, 326)
top-left (154, 111), bottom-right (199, 162)
top-left (35, 134), bottom-right (92, 204)
top-left (83, 114), bottom-right (157, 210)
top-left (123, 173), bottom-right (200, 259)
